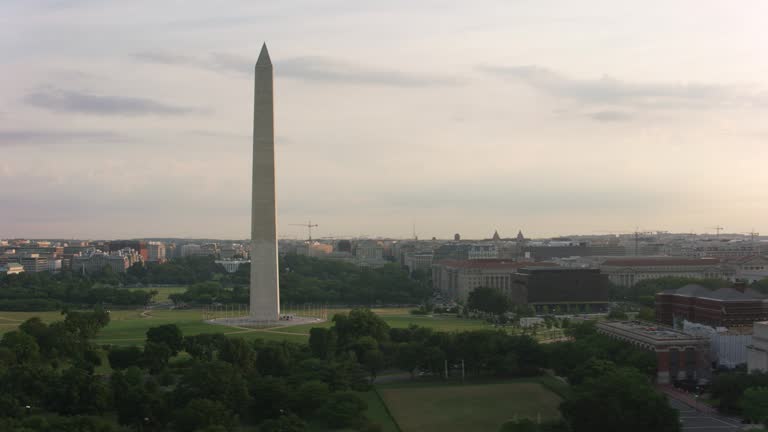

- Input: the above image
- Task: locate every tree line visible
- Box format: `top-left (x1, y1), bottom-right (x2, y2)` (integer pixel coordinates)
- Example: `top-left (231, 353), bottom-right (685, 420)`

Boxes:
top-left (0, 270), bottom-right (154, 311)
top-left (0, 254), bottom-right (432, 311)
top-left (171, 254), bottom-right (432, 306)
top-left (0, 308), bottom-right (684, 432)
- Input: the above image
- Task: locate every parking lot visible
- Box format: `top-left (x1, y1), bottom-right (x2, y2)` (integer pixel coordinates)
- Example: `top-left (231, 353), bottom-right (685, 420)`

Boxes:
top-left (669, 398), bottom-right (743, 431)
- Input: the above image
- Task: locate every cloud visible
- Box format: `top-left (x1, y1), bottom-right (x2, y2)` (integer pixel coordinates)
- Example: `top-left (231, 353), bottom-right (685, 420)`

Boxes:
top-left (278, 56), bottom-right (460, 87)
top-left (23, 86), bottom-right (200, 115)
top-left (589, 110), bottom-right (632, 122)
top-left (0, 129), bottom-right (128, 146)
top-left (132, 51), bottom-right (196, 65)
top-left (480, 65), bottom-right (766, 109)
top-left (134, 51), bottom-right (461, 87)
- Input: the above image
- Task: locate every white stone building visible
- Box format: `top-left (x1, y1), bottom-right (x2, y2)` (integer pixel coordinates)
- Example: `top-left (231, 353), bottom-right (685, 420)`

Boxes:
top-left (726, 255), bottom-right (768, 283)
top-left (599, 257), bottom-right (726, 287)
top-left (432, 259), bottom-right (544, 302)
top-left (468, 244), bottom-right (499, 260)
top-left (216, 259), bottom-right (250, 273)
top-left (180, 244), bottom-right (203, 257)
top-left (72, 250), bottom-right (128, 274)
top-left (0, 262), bottom-right (24, 274)
top-left (747, 321), bottom-right (768, 373)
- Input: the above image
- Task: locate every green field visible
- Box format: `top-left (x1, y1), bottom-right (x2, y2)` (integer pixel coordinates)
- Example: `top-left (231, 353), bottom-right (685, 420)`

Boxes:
top-left (0, 308), bottom-right (494, 347)
top-left (378, 380), bottom-right (562, 432)
top-left (128, 285), bottom-right (188, 302)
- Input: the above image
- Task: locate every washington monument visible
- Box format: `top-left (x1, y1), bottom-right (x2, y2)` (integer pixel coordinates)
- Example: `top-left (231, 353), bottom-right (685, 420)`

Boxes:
top-left (250, 43), bottom-right (280, 321)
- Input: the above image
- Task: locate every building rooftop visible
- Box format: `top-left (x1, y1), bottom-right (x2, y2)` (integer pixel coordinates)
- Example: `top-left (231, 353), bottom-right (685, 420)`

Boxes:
top-left (598, 320), bottom-right (708, 342)
top-left (436, 259), bottom-right (555, 270)
top-left (660, 284), bottom-right (766, 301)
top-left (602, 257), bottom-right (721, 267)
top-left (517, 267), bottom-right (600, 273)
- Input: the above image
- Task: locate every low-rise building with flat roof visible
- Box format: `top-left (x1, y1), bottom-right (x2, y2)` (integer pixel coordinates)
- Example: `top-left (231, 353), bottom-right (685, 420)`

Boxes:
top-left (598, 320), bottom-right (711, 384)
top-left (656, 284), bottom-right (768, 328)
top-left (511, 267), bottom-right (610, 314)
top-left (432, 259), bottom-right (552, 302)
top-left (600, 257), bottom-right (726, 287)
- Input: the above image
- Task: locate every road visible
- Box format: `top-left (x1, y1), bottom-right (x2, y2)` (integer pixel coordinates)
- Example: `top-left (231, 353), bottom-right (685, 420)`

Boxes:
top-left (666, 392), bottom-right (743, 431)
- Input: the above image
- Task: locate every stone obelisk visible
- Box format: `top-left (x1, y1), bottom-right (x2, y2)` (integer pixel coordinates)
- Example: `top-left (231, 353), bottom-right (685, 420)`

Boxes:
top-left (250, 43), bottom-right (280, 321)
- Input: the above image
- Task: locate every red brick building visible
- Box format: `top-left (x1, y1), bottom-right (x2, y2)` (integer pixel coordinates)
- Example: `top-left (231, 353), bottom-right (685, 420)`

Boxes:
top-left (655, 284), bottom-right (768, 328)
top-left (598, 321), bottom-right (710, 384)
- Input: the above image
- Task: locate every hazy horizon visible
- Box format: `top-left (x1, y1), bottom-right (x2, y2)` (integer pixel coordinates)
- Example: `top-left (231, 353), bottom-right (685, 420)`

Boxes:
top-left (3, 1), bottom-right (768, 240)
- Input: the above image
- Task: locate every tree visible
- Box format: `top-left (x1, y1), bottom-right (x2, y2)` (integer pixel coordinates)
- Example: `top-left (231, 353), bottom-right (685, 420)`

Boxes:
top-left (63, 309), bottom-right (110, 340)
top-left (467, 287), bottom-right (510, 315)
top-left (568, 358), bottom-right (617, 386)
top-left (249, 376), bottom-right (290, 419)
top-left (174, 361), bottom-right (250, 415)
top-left (184, 333), bottom-right (226, 361)
top-left (259, 412), bottom-right (307, 432)
top-left (112, 367), bottom-right (168, 429)
top-left (108, 346), bottom-right (143, 370)
top-left (637, 307), bottom-right (655, 322)
top-left (332, 309), bottom-right (390, 350)
top-left (143, 341), bottom-right (171, 373)
top-left (219, 337), bottom-right (256, 372)
top-left (146, 324), bottom-right (184, 355)
top-left (606, 309), bottom-right (628, 320)
top-left (0, 331), bottom-right (39, 364)
top-left (561, 368), bottom-right (680, 432)
top-left (564, 321), bottom-right (597, 339)
top-left (395, 342), bottom-right (425, 378)
top-left (743, 387), bottom-right (768, 425)
top-left (499, 419), bottom-right (539, 432)
top-left (47, 367), bottom-right (111, 415)
top-left (173, 398), bottom-right (238, 432)
top-left (309, 327), bottom-right (336, 359)
top-left (289, 380), bottom-right (330, 416)
top-left (362, 349), bottom-right (385, 381)
top-left (319, 391), bottom-right (367, 428)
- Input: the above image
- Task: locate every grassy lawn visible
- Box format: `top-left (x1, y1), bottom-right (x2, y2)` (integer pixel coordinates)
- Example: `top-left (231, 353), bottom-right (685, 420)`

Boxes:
top-left (377, 379), bottom-right (562, 432)
top-left (0, 308), bottom-right (493, 347)
top-left (279, 312), bottom-right (492, 335)
top-left (128, 285), bottom-right (188, 302)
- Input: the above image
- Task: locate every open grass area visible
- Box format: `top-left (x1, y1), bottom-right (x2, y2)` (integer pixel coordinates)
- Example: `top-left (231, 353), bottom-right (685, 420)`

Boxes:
top-left (0, 309), bottom-right (309, 345)
top-left (377, 379), bottom-right (562, 432)
top-left (279, 311), bottom-right (492, 335)
top-left (128, 285), bottom-right (188, 302)
top-left (0, 308), bottom-right (494, 347)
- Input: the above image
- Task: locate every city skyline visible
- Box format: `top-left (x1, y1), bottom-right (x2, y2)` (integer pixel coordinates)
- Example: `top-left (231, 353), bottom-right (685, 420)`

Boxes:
top-left (3, 1), bottom-right (768, 240)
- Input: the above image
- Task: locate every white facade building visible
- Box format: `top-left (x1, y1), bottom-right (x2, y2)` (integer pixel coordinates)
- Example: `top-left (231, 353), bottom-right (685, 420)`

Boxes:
top-left (0, 262), bottom-right (24, 274)
top-left (748, 321), bottom-right (768, 373)
top-left (180, 244), bottom-right (203, 257)
top-left (727, 256), bottom-right (768, 283)
top-left (599, 257), bottom-right (726, 287)
top-left (216, 259), bottom-right (250, 273)
top-left (468, 244), bottom-right (499, 260)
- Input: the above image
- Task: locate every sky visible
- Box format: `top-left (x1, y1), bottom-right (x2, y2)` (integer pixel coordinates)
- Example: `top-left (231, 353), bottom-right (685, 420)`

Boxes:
top-left (2, 0), bottom-right (768, 240)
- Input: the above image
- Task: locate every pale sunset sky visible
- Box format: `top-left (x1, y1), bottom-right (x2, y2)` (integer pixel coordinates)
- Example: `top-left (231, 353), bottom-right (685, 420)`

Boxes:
top-left (2, 1), bottom-right (767, 240)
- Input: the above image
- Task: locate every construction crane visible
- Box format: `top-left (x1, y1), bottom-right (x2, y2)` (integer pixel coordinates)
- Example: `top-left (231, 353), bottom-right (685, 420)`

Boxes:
top-left (708, 226), bottom-right (724, 238)
top-left (594, 228), bottom-right (660, 255)
top-left (741, 230), bottom-right (760, 244)
top-left (290, 220), bottom-right (318, 242)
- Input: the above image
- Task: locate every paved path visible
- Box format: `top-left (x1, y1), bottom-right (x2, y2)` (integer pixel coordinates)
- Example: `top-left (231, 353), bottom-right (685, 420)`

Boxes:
top-left (661, 385), bottom-right (743, 431)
